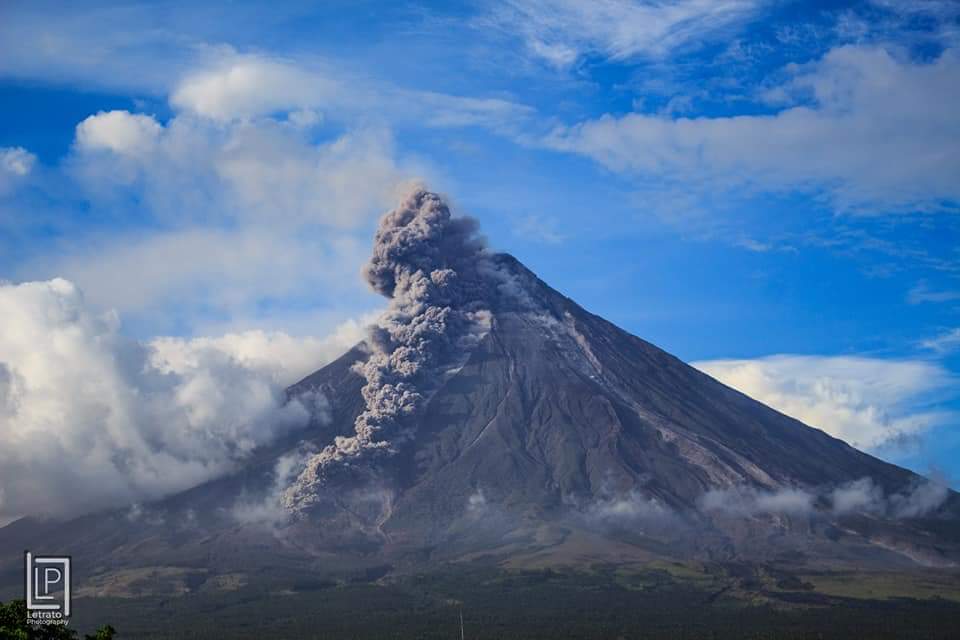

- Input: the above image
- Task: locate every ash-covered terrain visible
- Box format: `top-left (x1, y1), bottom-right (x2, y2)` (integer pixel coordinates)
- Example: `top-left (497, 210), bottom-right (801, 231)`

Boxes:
top-left (1, 189), bottom-right (959, 637)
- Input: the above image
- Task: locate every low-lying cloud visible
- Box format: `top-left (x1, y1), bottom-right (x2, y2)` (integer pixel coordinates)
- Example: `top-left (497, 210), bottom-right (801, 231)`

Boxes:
top-left (831, 477), bottom-right (951, 519)
top-left (700, 477), bottom-right (950, 519)
top-left (0, 278), bottom-right (342, 525)
top-left (229, 444), bottom-right (319, 528)
top-left (699, 486), bottom-right (816, 517)
top-left (584, 490), bottom-right (674, 523)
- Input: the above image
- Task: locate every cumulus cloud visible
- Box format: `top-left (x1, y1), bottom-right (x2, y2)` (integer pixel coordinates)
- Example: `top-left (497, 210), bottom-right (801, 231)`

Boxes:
top-left (482, 0), bottom-right (765, 68)
top-left (693, 355), bottom-right (956, 450)
top-left (0, 147), bottom-right (36, 177)
top-left (545, 45), bottom-right (960, 212)
top-left (6, 31), bottom-right (532, 337)
top-left (0, 278), bottom-right (340, 524)
top-left (75, 110), bottom-right (163, 155)
top-left (70, 111), bottom-right (406, 229)
top-left (49, 108), bottom-right (412, 331)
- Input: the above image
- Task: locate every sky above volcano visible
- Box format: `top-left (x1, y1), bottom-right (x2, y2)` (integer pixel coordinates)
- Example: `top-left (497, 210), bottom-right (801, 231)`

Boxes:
top-left (0, 0), bottom-right (958, 514)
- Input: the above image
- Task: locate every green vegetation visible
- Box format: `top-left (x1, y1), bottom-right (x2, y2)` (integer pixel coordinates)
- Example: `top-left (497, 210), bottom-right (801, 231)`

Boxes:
top-left (0, 600), bottom-right (114, 640)
top-left (801, 571), bottom-right (960, 603)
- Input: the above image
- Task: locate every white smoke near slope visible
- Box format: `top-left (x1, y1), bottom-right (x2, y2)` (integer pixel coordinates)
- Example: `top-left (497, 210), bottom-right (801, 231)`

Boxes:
top-left (699, 486), bottom-right (816, 517)
top-left (230, 444), bottom-right (319, 528)
top-left (283, 188), bottom-right (528, 513)
top-left (830, 476), bottom-right (950, 518)
top-left (585, 491), bottom-right (674, 524)
top-left (0, 278), bottom-right (336, 525)
top-left (699, 477), bottom-right (950, 519)
top-left (830, 478), bottom-right (886, 515)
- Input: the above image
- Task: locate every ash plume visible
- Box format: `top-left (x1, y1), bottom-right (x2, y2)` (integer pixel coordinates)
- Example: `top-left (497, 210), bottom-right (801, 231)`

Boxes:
top-left (283, 188), bottom-right (516, 513)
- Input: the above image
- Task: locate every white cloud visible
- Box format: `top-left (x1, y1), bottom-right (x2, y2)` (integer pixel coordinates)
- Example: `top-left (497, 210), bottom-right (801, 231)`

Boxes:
top-left (215, 125), bottom-right (405, 228)
top-left (70, 111), bottom-right (408, 229)
top-left (0, 278), bottom-right (346, 524)
top-left (0, 4), bottom-right (535, 132)
top-left (51, 110), bottom-right (412, 329)
top-left (170, 57), bottom-right (339, 122)
top-left (693, 355), bottom-right (956, 450)
top-left (544, 45), bottom-right (960, 213)
top-left (151, 325), bottom-right (368, 390)
top-left (167, 54), bottom-right (534, 132)
top-left (921, 328), bottom-right (960, 354)
top-left (0, 146), bottom-right (36, 177)
top-left (27, 227), bottom-right (370, 330)
top-left (0, 146), bottom-right (37, 195)
top-left (483, 0), bottom-right (766, 68)
top-left (75, 110), bottom-right (163, 155)
top-left (0, 1), bottom-right (536, 133)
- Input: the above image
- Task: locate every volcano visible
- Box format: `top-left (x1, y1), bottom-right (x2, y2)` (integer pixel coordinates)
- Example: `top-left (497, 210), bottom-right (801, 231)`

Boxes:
top-left (1, 189), bottom-right (958, 594)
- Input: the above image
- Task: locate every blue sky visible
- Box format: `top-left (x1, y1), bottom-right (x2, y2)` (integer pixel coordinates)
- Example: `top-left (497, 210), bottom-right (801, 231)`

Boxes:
top-left (0, 0), bottom-right (958, 512)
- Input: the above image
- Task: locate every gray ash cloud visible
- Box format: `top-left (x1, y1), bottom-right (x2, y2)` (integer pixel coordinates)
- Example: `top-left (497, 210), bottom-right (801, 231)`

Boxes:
top-left (283, 187), bottom-right (523, 514)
